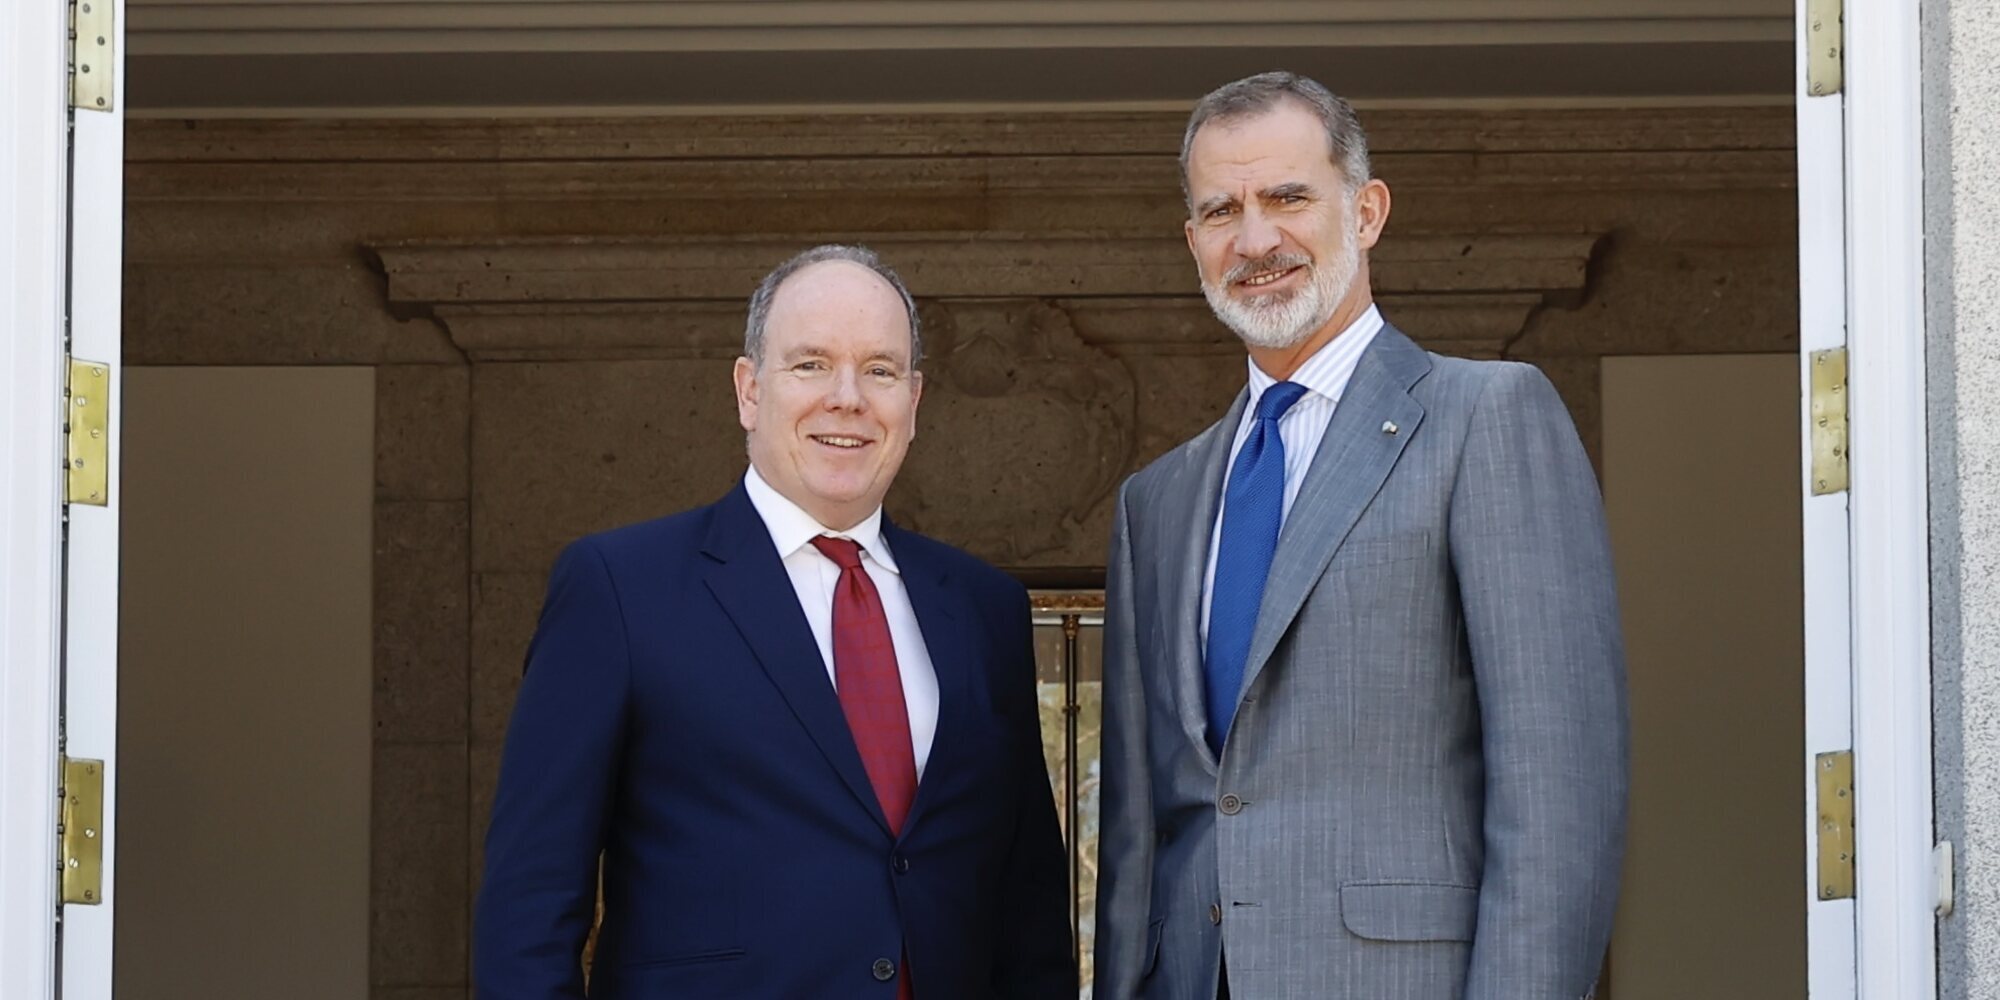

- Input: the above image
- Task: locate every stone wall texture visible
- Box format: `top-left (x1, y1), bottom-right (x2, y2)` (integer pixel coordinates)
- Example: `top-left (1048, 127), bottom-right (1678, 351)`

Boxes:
top-left (1927, 0), bottom-right (2000, 993)
top-left (121, 106), bottom-right (1799, 998)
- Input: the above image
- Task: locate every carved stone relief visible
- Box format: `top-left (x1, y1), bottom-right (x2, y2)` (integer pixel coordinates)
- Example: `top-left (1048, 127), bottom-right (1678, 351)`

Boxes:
top-left (890, 300), bottom-right (1136, 566)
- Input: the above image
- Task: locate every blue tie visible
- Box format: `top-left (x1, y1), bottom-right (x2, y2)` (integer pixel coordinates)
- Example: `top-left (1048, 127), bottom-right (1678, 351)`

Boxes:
top-left (1205, 380), bottom-right (1309, 754)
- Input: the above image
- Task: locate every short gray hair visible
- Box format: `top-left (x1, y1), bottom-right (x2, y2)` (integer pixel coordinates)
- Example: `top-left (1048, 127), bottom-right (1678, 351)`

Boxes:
top-left (742, 243), bottom-right (923, 368)
top-left (1179, 71), bottom-right (1372, 207)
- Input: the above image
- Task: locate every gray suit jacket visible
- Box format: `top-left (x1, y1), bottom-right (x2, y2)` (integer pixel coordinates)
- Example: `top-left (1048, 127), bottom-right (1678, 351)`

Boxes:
top-left (1092, 324), bottom-right (1627, 1000)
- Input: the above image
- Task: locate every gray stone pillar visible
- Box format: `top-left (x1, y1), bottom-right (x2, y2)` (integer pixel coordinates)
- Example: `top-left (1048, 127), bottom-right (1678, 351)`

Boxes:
top-left (1926, 0), bottom-right (2000, 994)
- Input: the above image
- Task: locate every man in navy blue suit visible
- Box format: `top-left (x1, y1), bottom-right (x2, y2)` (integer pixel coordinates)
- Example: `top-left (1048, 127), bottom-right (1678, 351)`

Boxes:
top-left (474, 244), bottom-right (1076, 999)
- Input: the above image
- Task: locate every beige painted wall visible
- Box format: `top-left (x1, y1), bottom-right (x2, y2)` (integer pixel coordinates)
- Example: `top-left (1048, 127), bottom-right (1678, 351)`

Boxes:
top-left (1603, 354), bottom-right (1805, 999)
top-left (118, 368), bottom-right (374, 1000)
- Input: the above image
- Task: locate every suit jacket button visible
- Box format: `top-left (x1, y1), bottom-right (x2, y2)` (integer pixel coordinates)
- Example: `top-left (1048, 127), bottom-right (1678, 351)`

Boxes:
top-left (872, 958), bottom-right (897, 981)
top-left (893, 854), bottom-right (911, 875)
top-left (1209, 903), bottom-right (1223, 925)
top-left (1219, 793), bottom-right (1243, 815)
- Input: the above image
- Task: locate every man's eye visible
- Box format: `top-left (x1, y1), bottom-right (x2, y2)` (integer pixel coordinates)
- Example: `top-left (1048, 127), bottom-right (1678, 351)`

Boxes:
top-left (1207, 207), bottom-right (1234, 220)
top-left (793, 361), bottom-right (827, 373)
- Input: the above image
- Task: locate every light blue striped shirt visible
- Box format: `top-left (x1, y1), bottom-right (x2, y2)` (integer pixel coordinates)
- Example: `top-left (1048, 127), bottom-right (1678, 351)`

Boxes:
top-left (1200, 304), bottom-right (1386, 644)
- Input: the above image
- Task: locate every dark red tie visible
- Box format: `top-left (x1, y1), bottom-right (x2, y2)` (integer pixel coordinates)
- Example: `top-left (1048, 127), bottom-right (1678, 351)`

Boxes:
top-left (810, 536), bottom-right (919, 1000)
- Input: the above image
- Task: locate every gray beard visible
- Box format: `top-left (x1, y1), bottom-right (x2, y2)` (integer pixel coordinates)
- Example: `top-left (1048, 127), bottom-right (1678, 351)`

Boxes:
top-left (1201, 226), bottom-right (1360, 350)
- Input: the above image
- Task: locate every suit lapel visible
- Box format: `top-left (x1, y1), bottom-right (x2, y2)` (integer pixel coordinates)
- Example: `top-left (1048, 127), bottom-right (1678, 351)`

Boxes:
top-left (882, 520), bottom-right (972, 840)
top-left (1237, 326), bottom-right (1430, 701)
top-left (1165, 391), bottom-right (1249, 774)
top-left (700, 482), bottom-right (891, 837)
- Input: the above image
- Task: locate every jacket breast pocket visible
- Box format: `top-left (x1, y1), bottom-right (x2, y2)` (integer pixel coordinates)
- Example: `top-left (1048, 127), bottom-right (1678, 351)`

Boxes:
top-left (1332, 530), bottom-right (1433, 572)
top-left (1325, 532), bottom-right (1437, 622)
top-left (1338, 880), bottom-right (1479, 942)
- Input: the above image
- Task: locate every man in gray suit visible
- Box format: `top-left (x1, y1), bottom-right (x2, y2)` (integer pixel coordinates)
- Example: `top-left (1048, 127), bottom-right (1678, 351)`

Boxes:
top-left (1092, 71), bottom-right (1627, 1000)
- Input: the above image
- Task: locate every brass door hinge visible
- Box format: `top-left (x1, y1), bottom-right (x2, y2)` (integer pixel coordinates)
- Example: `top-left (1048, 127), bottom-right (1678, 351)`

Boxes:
top-left (69, 0), bottom-right (115, 112)
top-left (1807, 0), bottom-right (1843, 96)
top-left (65, 358), bottom-right (109, 507)
top-left (60, 757), bottom-right (105, 905)
top-left (1810, 348), bottom-right (1849, 495)
top-left (1816, 750), bottom-right (1855, 900)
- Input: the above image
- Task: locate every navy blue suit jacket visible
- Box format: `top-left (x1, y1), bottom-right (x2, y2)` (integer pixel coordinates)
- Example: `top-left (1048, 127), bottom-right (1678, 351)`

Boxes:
top-left (474, 481), bottom-right (1075, 999)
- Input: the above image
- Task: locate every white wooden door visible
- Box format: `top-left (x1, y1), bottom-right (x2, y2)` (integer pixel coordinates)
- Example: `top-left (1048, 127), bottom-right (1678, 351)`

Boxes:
top-left (1798, 0), bottom-right (1937, 996)
top-left (1796, 0), bottom-right (1857, 989)
top-left (0, 0), bottom-right (124, 995)
top-left (60, 0), bottom-right (127, 992)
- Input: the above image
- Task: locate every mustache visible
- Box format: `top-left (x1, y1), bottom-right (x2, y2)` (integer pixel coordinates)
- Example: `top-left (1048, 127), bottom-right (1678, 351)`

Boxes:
top-left (1223, 253), bottom-right (1312, 285)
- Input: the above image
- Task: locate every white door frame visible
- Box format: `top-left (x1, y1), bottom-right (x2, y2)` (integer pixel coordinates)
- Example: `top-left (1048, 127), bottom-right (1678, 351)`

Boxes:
top-left (1842, 0), bottom-right (1937, 995)
top-left (0, 0), bottom-right (71, 993)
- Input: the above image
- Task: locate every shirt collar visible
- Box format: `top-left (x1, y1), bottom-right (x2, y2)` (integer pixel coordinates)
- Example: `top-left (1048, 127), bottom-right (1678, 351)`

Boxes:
top-left (742, 464), bottom-right (900, 575)
top-left (1245, 303), bottom-right (1385, 408)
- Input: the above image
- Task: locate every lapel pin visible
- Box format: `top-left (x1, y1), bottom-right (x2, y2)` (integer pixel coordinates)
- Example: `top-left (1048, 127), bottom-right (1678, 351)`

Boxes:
top-left (1381, 421), bottom-right (1400, 436)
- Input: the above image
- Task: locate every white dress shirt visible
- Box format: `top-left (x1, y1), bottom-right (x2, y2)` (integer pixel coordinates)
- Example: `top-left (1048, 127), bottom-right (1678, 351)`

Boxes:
top-left (743, 465), bottom-right (940, 778)
top-left (1200, 304), bottom-right (1386, 645)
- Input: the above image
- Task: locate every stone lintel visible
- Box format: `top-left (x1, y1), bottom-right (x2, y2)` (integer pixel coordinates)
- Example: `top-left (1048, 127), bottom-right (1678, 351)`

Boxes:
top-left (371, 231), bottom-right (1605, 361)
top-left (129, 107), bottom-right (1795, 164)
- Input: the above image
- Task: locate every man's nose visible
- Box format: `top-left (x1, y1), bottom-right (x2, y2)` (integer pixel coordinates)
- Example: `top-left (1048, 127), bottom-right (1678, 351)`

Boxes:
top-left (824, 367), bottom-right (867, 410)
top-left (1235, 205), bottom-right (1282, 259)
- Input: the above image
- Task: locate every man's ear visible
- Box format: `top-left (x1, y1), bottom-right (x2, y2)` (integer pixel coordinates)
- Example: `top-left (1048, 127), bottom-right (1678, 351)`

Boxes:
top-left (1355, 178), bottom-right (1393, 252)
top-left (733, 356), bottom-right (760, 433)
